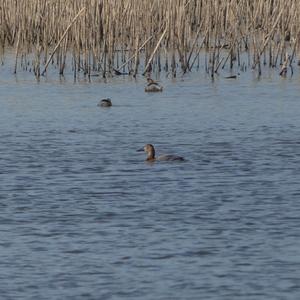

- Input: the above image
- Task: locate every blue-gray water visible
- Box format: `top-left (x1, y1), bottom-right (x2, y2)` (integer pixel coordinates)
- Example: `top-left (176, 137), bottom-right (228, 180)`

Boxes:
top-left (1, 68), bottom-right (300, 299)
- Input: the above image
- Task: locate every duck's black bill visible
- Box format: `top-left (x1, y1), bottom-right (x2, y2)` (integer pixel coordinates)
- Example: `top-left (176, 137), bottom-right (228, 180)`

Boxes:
top-left (137, 148), bottom-right (144, 152)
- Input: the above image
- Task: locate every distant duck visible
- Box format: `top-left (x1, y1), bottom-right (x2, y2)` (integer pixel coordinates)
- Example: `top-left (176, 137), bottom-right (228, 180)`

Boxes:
top-left (145, 77), bottom-right (163, 92)
top-left (137, 144), bottom-right (185, 162)
top-left (98, 98), bottom-right (112, 107)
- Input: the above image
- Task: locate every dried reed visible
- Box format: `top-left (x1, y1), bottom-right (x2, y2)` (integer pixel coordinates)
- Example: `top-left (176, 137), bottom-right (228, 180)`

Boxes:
top-left (0, 0), bottom-right (299, 78)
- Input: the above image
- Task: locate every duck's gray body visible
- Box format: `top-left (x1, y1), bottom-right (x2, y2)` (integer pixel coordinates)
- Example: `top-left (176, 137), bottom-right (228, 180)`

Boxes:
top-left (156, 154), bottom-right (185, 161)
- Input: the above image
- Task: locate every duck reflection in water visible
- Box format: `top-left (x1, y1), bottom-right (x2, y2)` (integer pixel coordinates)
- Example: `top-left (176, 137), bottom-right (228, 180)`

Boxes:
top-left (137, 144), bottom-right (185, 162)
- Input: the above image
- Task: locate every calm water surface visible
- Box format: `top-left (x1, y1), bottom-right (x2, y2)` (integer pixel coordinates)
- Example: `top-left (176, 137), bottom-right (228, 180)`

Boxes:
top-left (1, 67), bottom-right (300, 299)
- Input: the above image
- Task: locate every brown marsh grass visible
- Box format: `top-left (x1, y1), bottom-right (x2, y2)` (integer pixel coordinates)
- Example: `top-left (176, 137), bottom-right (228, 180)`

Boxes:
top-left (0, 0), bottom-right (299, 78)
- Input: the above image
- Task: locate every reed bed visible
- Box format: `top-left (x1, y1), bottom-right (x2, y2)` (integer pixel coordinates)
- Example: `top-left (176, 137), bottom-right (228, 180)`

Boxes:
top-left (0, 0), bottom-right (299, 78)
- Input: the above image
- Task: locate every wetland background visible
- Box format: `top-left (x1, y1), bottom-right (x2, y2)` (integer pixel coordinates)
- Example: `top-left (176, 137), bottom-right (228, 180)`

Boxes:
top-left (1, 1), bottom-right (300, 299)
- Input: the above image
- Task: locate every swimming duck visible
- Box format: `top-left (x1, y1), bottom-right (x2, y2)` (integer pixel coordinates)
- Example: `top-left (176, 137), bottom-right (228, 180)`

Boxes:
top-left (98, 98), bottom-right (112, 107)
top-left (145, 77), bottom-right (163, 92)
top-left (137, 144), bottom-right (184, 162)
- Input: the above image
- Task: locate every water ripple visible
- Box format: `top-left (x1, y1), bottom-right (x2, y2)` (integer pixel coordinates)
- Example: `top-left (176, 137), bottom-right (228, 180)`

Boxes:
top-left (1, 75), bottom-right (300, 299)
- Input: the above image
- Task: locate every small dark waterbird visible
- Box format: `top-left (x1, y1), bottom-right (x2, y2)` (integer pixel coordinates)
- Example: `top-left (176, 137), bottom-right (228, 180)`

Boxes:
top-left (98, 98), bottom-right (112, 107)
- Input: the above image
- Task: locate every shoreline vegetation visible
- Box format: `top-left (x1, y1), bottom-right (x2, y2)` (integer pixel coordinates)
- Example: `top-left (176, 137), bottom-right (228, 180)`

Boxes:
top-left (0, 0), bottom-right (299, 79)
